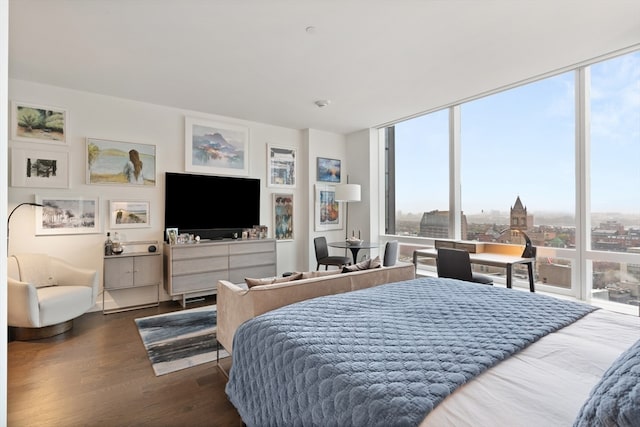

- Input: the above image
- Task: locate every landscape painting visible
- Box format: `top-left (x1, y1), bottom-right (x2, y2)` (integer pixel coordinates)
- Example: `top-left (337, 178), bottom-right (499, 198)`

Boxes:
top-left (185, 117), bottom-right (249, 176)
top-left (110, 200), bottom-right (151, 229)
top-left (35, 196), bottom-right (100, 235)
top-left (86, 138), bottom-right (156, 186)
top-left (317, 157), bottom-right (341, 182)
top-left (12, 101), bottom-right (67, 144)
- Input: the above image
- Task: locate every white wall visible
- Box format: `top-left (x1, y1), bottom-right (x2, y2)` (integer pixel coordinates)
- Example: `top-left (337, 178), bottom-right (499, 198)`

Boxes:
top-left (305, 129), bottom-right (350, 268)
top-left (7, 79), bottom-right (353, 310)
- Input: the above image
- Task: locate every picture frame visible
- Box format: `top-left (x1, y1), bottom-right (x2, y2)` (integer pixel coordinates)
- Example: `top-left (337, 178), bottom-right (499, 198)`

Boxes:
top-left (165, 228), bottom-right (178, 244)
top-left (35, 196), bottom-right (100, 235)
top-left (314, 184), bottom-right (342, 231)
top-left (273, 193), bottom-right (293, 240)
top-left (10, 147), bottom-right (69, 188)
top-left (267, 144), bottom-right (296, 188)
top-left (185, 117), bottom-right (249, 176)
top-left (11, 101), bottom-right (67, 145)
top-left (109, 200), bottom-right (151, 229)
top-left (86, 138), bottom-right (156, 186)
top-left (317, 157), bottom-right (341, 182)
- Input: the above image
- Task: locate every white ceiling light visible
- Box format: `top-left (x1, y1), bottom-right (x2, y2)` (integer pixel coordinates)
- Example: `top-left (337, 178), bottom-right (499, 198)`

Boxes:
top-left (315, 99), bottom-right (331, 108)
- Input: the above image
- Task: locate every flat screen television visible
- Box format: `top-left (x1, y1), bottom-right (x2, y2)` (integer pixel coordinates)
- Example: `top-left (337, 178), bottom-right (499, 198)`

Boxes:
top-left (164, 172), bottom-right (260, 240)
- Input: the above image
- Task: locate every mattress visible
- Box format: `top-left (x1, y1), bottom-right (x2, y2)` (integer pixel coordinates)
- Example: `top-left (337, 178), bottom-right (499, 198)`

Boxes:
top-left (421, 308), bottom-right (640, 426)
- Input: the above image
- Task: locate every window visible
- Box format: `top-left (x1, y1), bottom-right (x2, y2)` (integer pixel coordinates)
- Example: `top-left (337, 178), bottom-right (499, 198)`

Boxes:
top-left (385, 49), bottom-right (640, 312)
top-left (460, 72), bottom-right (575, 290)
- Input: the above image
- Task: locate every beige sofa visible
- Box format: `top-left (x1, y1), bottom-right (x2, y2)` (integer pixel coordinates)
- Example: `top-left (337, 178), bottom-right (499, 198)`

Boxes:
top-left (217, 262), bottom-right (416, 353)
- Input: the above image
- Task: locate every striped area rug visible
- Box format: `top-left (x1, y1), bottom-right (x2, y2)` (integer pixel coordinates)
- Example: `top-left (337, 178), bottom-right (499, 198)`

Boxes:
top-left (135, 305), bottom-right (229, 376)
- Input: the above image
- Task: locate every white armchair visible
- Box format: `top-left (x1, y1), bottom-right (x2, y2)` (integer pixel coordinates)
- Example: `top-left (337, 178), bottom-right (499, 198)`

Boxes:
top-left (8, 253), bottom-right (98, 340)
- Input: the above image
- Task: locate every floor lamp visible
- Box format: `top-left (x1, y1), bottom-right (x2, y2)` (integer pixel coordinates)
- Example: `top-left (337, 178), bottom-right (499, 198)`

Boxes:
top-left (7, 202), bottom-right (43, 252)
top-left (335, 178), bottom-right (361, 241)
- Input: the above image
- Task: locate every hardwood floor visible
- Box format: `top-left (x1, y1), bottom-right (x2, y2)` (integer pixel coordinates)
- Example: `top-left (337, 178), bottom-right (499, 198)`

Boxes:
top-left (7, 297), bottom-right (243, 427)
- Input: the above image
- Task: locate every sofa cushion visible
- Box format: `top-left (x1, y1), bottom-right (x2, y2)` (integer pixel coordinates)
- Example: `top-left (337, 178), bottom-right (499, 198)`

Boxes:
top-left (342, 256), bottom-right (382, 273)
top-left (245, 272), bottom-right (303, 288)
top-left (301, 270), bottom-right (342, 279)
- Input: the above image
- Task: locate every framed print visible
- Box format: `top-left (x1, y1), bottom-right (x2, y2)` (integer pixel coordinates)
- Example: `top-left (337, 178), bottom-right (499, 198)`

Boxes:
top-left (10, 148), bottom-right (69, 188)
top-left (314, 184), bottom-right (342, 231)
top-left (11, 101), bottom-right (67, 144)
top-left (165, 228), bottom-right (178, 244)
top-left (185, 117), bottom-right (249, 176)
top-left (109, 200), bottom-right (151, 229)
top-left (267, 144), bottom-right (296, 188)
top-left (35, 196), bottom-right (100, 235)
top-left (86, 138), bottom-right (156, 186)
top-left (273, 193), bottom-right (293, 240)
top-left (317, 157), bottom-right (341, 182)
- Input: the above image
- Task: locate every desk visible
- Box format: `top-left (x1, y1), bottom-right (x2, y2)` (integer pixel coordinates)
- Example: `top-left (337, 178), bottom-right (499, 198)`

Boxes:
top-left (413, 248), bottom-right (536, 292)
top-left (328, 241), bottom-right (378, 263)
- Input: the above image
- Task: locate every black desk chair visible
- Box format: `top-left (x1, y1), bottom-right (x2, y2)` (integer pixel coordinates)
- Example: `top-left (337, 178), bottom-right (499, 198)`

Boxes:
top-left (437, 247), bottom-right (493, 285)
top-left (314, 236), bottom-right (351, 271)
top-left (383, 240), bottom-right (399, 267)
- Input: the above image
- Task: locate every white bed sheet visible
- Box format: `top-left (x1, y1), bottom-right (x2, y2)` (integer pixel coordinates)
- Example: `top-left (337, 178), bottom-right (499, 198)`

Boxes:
top-left (421, 309), bottom-right (640, 427)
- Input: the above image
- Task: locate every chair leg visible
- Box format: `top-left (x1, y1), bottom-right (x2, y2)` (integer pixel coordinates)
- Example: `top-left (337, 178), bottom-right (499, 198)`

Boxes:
top-left (316, 263), bottom-right (320, 271)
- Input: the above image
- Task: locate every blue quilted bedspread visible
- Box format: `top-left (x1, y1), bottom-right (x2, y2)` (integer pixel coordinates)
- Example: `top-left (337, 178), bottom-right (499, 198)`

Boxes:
top-left (226, 277), bottom-right (597, 427)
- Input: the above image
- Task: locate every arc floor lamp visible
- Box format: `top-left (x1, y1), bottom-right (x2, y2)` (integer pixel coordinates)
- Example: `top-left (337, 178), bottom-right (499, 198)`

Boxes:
top-left (7, 202), bottom-right (43, 252)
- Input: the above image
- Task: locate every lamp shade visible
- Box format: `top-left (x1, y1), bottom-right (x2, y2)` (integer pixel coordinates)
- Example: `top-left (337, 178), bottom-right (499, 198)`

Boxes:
top-left (335, 183), bottom-right (361, 202)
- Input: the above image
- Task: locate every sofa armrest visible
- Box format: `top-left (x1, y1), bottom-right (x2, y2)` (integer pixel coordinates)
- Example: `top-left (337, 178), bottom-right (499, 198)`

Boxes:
top-left (7, 277), bottom-right (40, 327)
top-left (217, 280), bottom-right (255, 354)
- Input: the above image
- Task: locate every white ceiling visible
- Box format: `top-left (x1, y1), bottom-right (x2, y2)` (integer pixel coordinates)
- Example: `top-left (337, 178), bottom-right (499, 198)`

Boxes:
top-left (9, 0), bottom-right (640, 135)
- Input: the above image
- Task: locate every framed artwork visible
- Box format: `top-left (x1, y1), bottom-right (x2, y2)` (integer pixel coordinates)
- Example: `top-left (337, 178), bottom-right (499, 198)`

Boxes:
top-left (317, 157), bottom-right (341, 182)
top-left (11, 101), bottom-right (67, 145)
top-left (109, 200), bottom-right (151, 229)
top-left (314, 184), bottom-right (342, 231)
top-left (165, 228), bottom-right (178, 244)
top-left (185, 117), bottom-right (249, 176)
top-left (10, 148), bottom-right (69, 188)
top-left (86, 138), bottom-right (156, 186)
top-left (273, 193), bottom-right (293, 240)
top-left (35, 196), bottom-right (100, 235)
top-left (267, 144), bottom-right (296, 188)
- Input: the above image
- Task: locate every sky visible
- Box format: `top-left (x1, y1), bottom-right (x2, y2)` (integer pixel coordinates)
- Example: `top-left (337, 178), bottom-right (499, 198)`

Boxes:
top-left (394, 50), bottom-right (640, 219)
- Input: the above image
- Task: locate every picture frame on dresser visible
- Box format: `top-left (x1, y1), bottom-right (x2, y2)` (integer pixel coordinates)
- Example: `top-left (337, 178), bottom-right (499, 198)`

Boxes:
top-left (35, 195), bottom-right (100, 235)
top-left (10, 147), bottom-right (69, 188)
top-left (11, 101), bottom-right (67, 145)
top-left (184, 116), bottom-right (249, 176)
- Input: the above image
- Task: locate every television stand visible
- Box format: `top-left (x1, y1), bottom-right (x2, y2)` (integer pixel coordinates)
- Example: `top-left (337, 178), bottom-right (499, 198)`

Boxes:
top-left (163, 238), bottom-right (277, 307)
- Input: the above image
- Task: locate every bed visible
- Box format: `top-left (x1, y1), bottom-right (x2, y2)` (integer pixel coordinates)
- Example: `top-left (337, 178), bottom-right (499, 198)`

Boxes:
top-left (224, 277), bottom-right (640, 427)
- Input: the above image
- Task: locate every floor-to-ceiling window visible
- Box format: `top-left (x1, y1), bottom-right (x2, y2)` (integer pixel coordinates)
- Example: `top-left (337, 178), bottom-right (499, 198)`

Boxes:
top-left (385, 49), bottom-right (640, 313)
top-left (587, 52), bottom-right (640, 309)
top-left (460, 72), bottom-right (576, 292)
